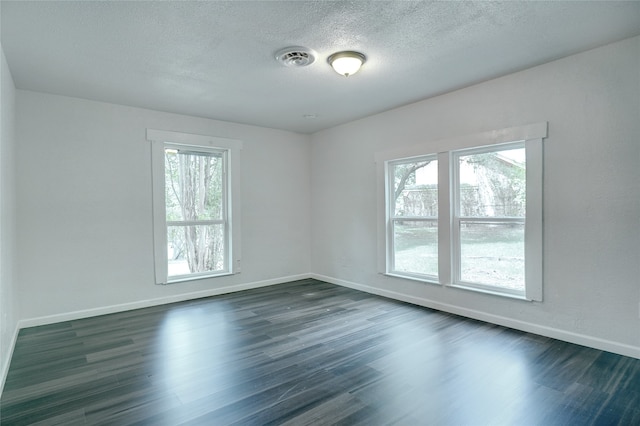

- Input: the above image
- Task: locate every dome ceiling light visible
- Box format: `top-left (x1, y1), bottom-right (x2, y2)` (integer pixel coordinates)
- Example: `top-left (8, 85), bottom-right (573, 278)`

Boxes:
top-left (327, 51), bottom-right (366, 77)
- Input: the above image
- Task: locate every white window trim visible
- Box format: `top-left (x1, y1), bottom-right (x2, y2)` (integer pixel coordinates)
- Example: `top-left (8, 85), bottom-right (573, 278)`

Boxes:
top-left (375, 122), bottom-right (546, 301)
top-left (147, 129), bottom-right (243, 285)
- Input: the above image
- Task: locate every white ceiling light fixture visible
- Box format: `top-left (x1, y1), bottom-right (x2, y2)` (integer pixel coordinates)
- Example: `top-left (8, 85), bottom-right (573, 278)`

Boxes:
top-left (327, 51), bottom-right (366, 77)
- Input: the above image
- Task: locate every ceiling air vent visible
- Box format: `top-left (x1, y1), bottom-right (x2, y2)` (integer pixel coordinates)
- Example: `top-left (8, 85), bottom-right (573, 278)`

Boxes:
top-left (275, 47), bottom-right (316, 67)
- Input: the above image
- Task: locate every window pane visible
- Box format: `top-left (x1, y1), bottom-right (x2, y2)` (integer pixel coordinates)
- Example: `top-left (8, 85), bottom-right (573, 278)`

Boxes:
top-left (458, 147), bottom-right (525, 217)
top-left (459, 222), bottom-right (524, 291)
top-left (168, 224), bottom-right (225, 276)
top-left (165, 149), bottom-right (224, 221)
top-left (392, 160), bottom-right (437, 217)
top-left (393, 220), bottom-right (438, 277)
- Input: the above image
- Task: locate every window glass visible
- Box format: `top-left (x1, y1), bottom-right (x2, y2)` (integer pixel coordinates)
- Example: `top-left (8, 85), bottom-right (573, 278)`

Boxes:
top-left (393, 220), bottom-right (438, 276)
top-left (457, 147), bottom-right (526, 217)
top-left (459, 221), bottom-right (524, 290)
top-left (392, 159), bottom-right (438, 217)
top-left (165, 149), bottom-right (224, 222)
top-left (167, 224), bottom-right (225, 277)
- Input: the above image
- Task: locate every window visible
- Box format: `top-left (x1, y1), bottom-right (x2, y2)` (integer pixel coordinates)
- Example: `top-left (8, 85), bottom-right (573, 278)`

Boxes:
top-left (453, 143), bottom-right (526, 297)
top-left (388, 156), bottom-right (438, 280)
top-left (377, 123), bottom-right (545, 301)
top-left (165, 146), bottom-right (227, 278)
top-left (147, 130), bottom-right (242, 284)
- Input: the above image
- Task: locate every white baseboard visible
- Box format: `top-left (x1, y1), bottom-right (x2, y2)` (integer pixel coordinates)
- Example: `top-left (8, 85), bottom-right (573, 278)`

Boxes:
top-left (1, 324), bottom-right (20, 395)
top-left (5, 270), bottom-right (639, 397)
top-left (311, 273), bottom-right (640, 360)
top-left (0, 274), bottom-right (301, 398)
top-left (17, 273), bottom-right (312, 330)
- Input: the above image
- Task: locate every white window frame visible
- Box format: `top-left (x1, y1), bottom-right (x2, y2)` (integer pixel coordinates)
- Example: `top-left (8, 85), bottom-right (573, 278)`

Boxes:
top-left (147, 129), bottom-right (242, 284)
top-left (376, 122), bottom-right (546, 301)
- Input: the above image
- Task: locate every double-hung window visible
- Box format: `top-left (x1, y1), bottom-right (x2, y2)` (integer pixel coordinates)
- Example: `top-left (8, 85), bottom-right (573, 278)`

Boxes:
top-left (452, 142), bottom-right (526, 297)
top-left (164, 145), bottom-right (227, 278)
top-left (147, 129), bottom-right (242, 284)
top-left (377, 123), bottom-right (545, 301)
top-left (387, 156), bottom-right (438, 280)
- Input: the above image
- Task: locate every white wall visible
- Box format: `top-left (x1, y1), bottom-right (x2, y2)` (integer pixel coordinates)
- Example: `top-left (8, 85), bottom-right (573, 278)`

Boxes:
top-left (0, 46), bottom-right (17, 387)
top-left (7, 35), bottom-right (640, 363)
top-left (15, 91), bottom-right (312, 321)
top-left (311, 36), bottom-right (640, 357)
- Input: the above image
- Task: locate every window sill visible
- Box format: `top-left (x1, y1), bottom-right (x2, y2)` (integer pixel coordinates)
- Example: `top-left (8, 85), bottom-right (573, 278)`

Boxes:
top-left (449, 283), bottom-right (530, 301)
top-left (383, 273), bottom-right (534, 302)
top-left (163, 271), bottom-right (235, 285)
top-left (383, 272), bottom-right (441, 286)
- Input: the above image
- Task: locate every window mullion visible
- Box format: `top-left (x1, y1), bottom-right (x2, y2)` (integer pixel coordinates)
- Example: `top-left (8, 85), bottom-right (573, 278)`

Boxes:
top-left (437, 151), bottom-right (451, 286)
top-left (387, 162), bottom-right (396, 272)
top-left (452, 217), bottom-right (461, 284)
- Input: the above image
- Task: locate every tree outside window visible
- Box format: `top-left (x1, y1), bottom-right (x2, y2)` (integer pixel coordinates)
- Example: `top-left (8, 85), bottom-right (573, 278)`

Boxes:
top-left (165, 147), bottom-right (228, 278)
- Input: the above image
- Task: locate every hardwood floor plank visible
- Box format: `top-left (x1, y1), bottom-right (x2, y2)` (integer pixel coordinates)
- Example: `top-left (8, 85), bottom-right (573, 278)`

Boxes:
top-left (29, 408), bottom-right (86, 426)
top-left (279, 392), bottom-right (366, 426)
top-left (2, 279), bottom-right (639, 425)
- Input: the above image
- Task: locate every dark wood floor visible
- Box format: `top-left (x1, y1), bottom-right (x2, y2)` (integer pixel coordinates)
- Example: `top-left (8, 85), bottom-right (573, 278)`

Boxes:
top-left (1, 279), bottom-right (639, 425)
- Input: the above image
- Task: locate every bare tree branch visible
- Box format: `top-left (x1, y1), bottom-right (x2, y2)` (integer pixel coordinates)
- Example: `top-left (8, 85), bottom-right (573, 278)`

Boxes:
top-left (394, 161), bottom-right (431, 201)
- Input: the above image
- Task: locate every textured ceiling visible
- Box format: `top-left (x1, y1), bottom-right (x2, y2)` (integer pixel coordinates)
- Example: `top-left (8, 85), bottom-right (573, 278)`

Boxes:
top-left (2, 1), bottom-right (639, 134)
